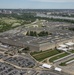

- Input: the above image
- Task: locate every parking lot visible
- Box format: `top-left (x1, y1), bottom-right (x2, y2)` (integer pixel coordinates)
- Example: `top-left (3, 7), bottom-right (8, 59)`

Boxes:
top-left (36, 70), bottom-right (70, 75)
top-left (57, 62), bottom-right (74, 75)
top-left (4, 55), bottom-right (36, 68)
top-left (53, 53), bottom-right (74, 75)
top-left (0, 62), bottom-right (27, 75)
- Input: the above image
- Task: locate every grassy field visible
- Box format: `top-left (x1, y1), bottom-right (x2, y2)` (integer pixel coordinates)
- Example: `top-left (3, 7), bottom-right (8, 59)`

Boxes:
top-left (59, 62), bottom-right (67, 66)
top-left (49, 52), bottom-right (69, 62)
top-left (31, 50), bottom-right (61, 61)
top-left (25, 20), bottom-right (46, 28)
top-left (0, 17), bottom-right (44, 32)
top-left (70, 50), bottom-right (74, 53)
top-left (0, 17), bottom-right (24, 32)
top-left (0, 17), bottom-right (20, 24)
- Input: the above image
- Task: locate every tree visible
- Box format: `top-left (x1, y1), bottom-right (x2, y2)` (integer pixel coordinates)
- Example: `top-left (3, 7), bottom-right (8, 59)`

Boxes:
top-left (33, 31), bottom-right (37, 36)
top-left (38, 31), bottom-right (49, 36)
top-left (22, 47), bottom-right (30, 53)
top-left (26, 31), bottom-right (29, 36)
top-left (30, 31), bottom-right (34, 36)
top-left (25, 47), bottom-right (29, 50)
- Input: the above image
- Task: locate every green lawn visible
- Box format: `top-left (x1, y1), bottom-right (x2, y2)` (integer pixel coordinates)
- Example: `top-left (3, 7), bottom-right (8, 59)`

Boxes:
top-left (59, 62), bottom-right (67, 66)
top-left (70, 50), bottom-right (74, 53)
top-left (49, 53), bottom-right (69, 62)
top-left (31, 50), bottom-right (61, 61)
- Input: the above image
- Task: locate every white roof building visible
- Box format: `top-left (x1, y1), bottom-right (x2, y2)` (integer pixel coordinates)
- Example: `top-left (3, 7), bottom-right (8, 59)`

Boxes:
top-left (57, 47), bottom-right (68, 51)
top-left (65, 42), bottom-right (74, 46)
top-left (57, 42), bottom-right (74, 51)
top-left (42, 63), bottom-right (52, 69)
top-left (55, 67), bottom-right (62, 72)
top-left (61, 48), bottom-right (68, 51)
top-left (0, 44), bottom-right (8, 48)
top-left (57, 47), bottom-right (63, 50)
top-left (33, 25), bottom-right (38, 27)
top-left (59, 44), bottom-right (68, 48)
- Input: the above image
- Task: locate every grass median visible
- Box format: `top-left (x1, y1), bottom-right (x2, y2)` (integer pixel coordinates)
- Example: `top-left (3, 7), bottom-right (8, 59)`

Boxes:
top-left (31, 50), bottom-right (61, 61)
top-left (59, 58), bottom-right (74, 66)
top-left (70, 50), bottom-right (74, 53)
top-left (49, 52), bottom-right (69, 62)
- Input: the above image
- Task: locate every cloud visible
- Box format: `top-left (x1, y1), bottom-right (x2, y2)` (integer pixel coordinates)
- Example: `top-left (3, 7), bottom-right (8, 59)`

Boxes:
top-left (30, 0), bottom-right (74, 2)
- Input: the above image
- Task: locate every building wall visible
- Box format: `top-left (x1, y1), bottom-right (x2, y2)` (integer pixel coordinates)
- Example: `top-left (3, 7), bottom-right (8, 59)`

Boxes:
top-left (39, 42), bottom-right (55, 51)
top-left (37, 38), bottom-right (74, 51)
top-left (28, 44), bottom-right (40, 51)
top-left (1, 37), bottom-right (74, 52)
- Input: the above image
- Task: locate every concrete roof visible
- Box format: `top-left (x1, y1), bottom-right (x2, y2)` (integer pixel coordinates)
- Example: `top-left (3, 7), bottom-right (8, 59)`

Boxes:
top-left (59, 44), bottom-right (68, 48)
top-left (57, 47), bottom-right (68, 51)
top-left (55, 67), bottom-right (62, 72)
top-left (42, 63), bottom-right (52, 69)
top-left (65, 42), bottom-right (74, 46)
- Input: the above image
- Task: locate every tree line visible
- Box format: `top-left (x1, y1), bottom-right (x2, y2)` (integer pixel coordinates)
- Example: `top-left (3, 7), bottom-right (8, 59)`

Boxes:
top-left (26, 31), bottom-right (51, 37)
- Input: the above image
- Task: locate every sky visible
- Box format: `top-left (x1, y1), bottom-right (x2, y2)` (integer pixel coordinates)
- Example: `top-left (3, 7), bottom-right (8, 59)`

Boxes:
top-left (0, 0), bottom-right (74, 9)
